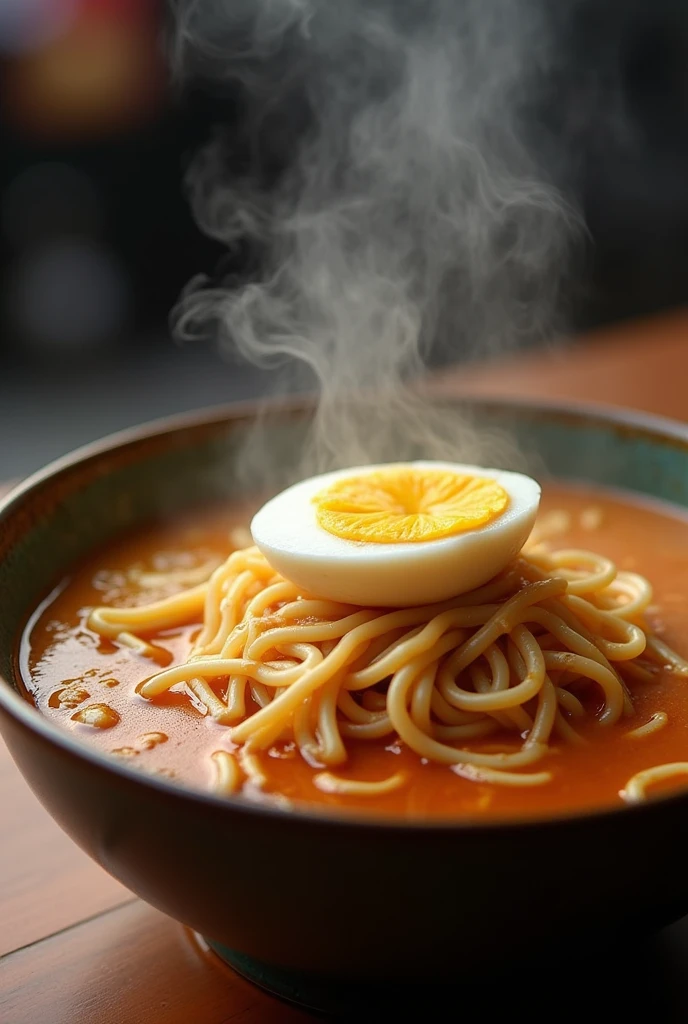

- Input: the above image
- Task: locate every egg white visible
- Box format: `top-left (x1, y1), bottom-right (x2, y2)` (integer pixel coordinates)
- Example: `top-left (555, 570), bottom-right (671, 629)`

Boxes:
top-left (250, 461), bottom-right (541, 607)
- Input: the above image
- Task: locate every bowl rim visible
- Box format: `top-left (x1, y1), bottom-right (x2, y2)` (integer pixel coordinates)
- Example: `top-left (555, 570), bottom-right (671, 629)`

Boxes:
top-left (3, 391), bottom-right (688, 836)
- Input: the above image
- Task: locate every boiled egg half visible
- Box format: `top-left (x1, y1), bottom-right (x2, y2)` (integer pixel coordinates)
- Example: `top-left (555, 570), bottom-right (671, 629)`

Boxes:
top-left (250, 461), bottom-right (541, 606)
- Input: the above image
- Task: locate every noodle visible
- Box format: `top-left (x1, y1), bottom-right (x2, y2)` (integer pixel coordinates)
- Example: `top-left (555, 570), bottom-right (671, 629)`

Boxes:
top-left (620, 761), bottom-right (688, 803)
top-left (313, 771), bottom-right (407, 795)
top-left (625, 712), bottom-right (668, 740)
top-left (87, 544), bottom-right (688, 804)
top-left (212, 750), bottom-right (241, 795)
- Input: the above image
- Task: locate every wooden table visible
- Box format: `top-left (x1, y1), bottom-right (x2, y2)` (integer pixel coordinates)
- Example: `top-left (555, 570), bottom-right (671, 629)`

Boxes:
top-left (2, 307), bottom-right (688, 1022)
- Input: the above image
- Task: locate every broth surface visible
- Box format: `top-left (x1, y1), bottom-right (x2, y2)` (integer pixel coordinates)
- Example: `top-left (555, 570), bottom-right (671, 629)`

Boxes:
top-left (18, 484), bottom-right (688, 820)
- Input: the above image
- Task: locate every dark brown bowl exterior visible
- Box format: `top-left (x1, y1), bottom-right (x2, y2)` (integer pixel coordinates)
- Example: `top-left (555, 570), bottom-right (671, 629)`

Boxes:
top-left (2, 701), bottom-right (687, 979)
top-left (3, 397), bottom-right (688, 981)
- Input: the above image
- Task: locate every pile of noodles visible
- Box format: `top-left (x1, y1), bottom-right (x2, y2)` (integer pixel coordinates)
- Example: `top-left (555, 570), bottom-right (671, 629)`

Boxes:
top-left (88, 541), bottom-right (688, 803)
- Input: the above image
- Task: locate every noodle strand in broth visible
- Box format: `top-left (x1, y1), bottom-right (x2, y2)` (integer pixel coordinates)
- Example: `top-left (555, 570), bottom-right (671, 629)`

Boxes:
top-left (86, 543), bottom-right (688, 802)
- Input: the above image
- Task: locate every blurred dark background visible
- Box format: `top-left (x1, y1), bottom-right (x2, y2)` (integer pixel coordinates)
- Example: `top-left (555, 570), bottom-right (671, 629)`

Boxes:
top-left (1, 0), bottom-right (688, 479)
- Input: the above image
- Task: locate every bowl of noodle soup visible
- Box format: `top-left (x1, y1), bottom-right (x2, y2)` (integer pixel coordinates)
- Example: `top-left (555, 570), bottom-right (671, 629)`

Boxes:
top-left (3, 396), bottom-right (688, 999)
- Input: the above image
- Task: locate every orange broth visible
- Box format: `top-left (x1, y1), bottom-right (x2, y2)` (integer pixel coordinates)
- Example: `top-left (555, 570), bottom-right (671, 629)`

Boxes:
top-left (17, 484), bottom-right (688, 821)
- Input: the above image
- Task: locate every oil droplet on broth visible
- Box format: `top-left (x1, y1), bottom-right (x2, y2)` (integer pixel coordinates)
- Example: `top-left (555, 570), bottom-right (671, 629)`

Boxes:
top-left (580, 505), bottom-right (604, 531)
top-left (101, 677), bottom-right (120, 688)
top-left (113, 733), bottom-right (168, 756)
top-left (50, 684), bottom-right (90, 709)
top-left (138, 732), bottom-right (168, 750)
top-left (72, 703), bottom-right (120, 729)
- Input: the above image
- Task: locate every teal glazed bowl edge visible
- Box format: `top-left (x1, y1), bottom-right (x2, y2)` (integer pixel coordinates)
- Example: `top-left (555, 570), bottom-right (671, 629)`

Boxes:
top-left (2, 395), bottom-right (688, 981)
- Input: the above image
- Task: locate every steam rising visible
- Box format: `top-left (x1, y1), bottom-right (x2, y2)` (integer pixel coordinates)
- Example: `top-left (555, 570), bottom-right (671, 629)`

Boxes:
top-left (172, 0), bottom-right (580, 482)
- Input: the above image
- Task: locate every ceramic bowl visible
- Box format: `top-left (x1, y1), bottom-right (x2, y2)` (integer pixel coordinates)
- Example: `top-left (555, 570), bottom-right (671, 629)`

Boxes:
top-left (2, 397), bottom-right (688, 1008)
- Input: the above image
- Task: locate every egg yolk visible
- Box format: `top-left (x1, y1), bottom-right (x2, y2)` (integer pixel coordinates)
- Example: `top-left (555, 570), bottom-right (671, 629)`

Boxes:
top-left (312, 466), bottom-right (510, 544)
